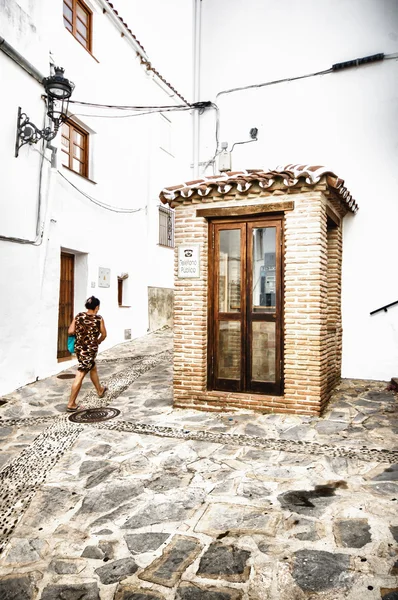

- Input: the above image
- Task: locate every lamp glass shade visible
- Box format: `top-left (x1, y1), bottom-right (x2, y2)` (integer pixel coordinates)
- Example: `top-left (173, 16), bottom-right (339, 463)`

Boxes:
top-left (47, 84), bottom-right (70, 99)
top-left (43, 67), bottom-right (74, 102)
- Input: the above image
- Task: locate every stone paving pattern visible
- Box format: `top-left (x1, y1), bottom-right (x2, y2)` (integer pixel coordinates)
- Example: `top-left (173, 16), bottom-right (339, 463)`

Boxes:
top-left (0, 329), bottom-right (397, 599)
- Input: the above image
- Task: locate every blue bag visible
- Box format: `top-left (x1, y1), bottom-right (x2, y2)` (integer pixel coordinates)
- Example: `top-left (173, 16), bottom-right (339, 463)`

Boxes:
top-left (67, 335), bottom-right (76, 354)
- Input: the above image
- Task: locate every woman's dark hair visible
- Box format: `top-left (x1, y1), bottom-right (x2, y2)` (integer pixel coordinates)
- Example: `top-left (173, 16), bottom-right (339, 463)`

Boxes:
top-left (85, 296), bottom-right (100, 310)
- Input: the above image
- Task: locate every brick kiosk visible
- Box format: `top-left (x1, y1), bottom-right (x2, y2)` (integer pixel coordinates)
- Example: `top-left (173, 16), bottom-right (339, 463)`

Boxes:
top-left (160, 165), bottom-right (357, 416)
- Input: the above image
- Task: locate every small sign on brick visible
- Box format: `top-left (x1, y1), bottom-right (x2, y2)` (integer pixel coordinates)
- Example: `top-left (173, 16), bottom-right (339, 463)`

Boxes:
top-left (178, 245), bottom-right (200, 278)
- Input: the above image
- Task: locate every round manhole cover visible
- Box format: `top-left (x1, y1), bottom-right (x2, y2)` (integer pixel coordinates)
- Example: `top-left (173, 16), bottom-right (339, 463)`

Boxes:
top-left (68, 407), bottom-right (120, 423)
top-left (57, 373), bottom-right (75, 379)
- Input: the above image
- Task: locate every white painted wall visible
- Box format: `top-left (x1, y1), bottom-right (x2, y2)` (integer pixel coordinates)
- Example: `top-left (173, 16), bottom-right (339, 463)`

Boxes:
top-left (108, 0), bottom-right (194, 102)
top-left (0, 0), bottom-right (191, 395)
top-left (197, 0), bottom-right (398, 381)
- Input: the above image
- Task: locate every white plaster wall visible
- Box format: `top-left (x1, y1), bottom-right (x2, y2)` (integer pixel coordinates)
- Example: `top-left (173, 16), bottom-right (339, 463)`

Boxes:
top-left (107, 0), bottom-right (194, 102)
top-left (198, 0), bottom-right (398, 381)
top-left (0, 0), bottom-right (191, 395)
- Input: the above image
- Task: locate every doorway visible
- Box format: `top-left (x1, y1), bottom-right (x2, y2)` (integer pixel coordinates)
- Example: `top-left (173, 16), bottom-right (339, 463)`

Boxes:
top-left (57, 252), bottom-right (75, 359)
top-left (208, 217), bottom-right (283, 395)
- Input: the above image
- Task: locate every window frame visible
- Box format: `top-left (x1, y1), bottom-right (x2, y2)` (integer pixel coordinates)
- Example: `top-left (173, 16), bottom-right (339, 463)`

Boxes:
top-left (63, 0), bottom-right (92, 52)
top-left (118, 278), bottom-right (124, 307)
top-left (61, 120), bottom-right (90, 179)
top-left (117, 274), bottom-right (129, 308)
top-left (158, 205), bottom-right (175, 248)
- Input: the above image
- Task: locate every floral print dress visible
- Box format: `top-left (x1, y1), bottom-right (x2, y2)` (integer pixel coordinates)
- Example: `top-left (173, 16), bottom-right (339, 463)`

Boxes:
top-left (74, 312), bottom-right (102, 372)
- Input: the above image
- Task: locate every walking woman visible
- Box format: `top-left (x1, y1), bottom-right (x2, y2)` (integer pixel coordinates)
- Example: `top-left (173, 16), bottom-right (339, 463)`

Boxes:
top-left (66, 296), bottom-right (108, 411)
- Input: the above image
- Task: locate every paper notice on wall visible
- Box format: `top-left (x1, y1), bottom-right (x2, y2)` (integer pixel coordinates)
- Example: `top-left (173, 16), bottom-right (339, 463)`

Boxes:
top-left (178, 245), bottom-right (200, 278)
top-left (98, 267), bottom-right (111, 288)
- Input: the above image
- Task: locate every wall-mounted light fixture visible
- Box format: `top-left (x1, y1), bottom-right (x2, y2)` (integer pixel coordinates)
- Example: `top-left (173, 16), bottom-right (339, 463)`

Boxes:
top-left (15, 66), bottom-right (75, 157)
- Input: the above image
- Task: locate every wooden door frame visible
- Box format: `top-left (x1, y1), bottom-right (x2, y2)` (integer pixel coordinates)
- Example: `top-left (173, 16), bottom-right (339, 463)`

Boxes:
top-left (246, 219), bottom-right (283, 395)
top-left (57, 252), bottom-right (75, 360)
top-left (211, 222), bottom-right (246, 392)
top-left (207, 214), bottom-right (284, 396)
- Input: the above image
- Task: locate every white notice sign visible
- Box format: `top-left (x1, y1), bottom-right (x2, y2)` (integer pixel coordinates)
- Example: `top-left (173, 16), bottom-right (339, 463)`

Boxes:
top-left (98, 267), bottom-right (111, 288)
top-left (178, 245), bottom-right (200, 278)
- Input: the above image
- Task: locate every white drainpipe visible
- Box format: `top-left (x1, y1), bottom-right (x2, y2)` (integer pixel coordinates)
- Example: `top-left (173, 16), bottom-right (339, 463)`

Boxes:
top-left (192, 0), bottom-right (202, 178)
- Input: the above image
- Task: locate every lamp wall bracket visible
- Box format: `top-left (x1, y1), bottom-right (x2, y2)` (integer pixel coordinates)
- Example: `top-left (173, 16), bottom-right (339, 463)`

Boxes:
top-left (15, 106), bottom-right (57, 158)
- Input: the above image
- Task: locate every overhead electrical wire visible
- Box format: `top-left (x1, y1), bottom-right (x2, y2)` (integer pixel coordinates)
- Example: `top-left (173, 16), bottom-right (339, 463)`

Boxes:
top-left (68, 107), bottom-right (194, 120)
top-left (216, 67), bottom-right (334, 99)
top-left (68, 99), bottom-right (194, 111)
top-left (57, 170), bottom-right (145, 213)
top-left (67, 99), bottom-right (202, 122)
top-left (216, 51), bottom-right (397, 99)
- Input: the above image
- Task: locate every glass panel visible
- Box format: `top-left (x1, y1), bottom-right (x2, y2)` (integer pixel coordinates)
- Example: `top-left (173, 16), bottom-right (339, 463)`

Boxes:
top-left (77, 4), bottom-right (88, 24)
top-left (252, 227), bottom-right (276, 313)
top-left (63, 5), bottom-right (73, 22)
top-left (76, 19), bottom-right (88, 37)
top-left (73, 144), bottom-right (83, 160)
top-left (62, 123), bottom-right (70, 138)
top-left (217, 321), bottom-right (241, 379)
top-left (74, 130), bottom-right (83, 146)
top-left (63, 17), bottom-right (73, 32)
top-left (76, 31), bottom-right (88, 47)
top-left (72, 158), bottom-right (84, 174)
top-left (219, 229), bottom-right (241, 313)
top-left (61, 149), bottom-right (69, 167)
top-left (61, 136), bottom-right (69, 150)
top-left (252, 321), bottom-right (276, 382)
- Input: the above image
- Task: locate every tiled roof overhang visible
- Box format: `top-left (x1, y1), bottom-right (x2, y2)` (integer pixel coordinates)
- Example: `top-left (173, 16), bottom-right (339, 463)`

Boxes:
top-left (159, 164), bottom-right (358, 213)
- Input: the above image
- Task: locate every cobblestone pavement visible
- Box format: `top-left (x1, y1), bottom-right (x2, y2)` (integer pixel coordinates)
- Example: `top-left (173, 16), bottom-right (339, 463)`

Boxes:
top-left (0, 330), bottom-right (397, 600)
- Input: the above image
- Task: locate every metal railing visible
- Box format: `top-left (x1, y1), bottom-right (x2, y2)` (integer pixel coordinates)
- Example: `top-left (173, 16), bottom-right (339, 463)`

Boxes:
top-left (159, 205), bottom-right (175, 248)
top-left (370, 300), bottom-right (398, 316)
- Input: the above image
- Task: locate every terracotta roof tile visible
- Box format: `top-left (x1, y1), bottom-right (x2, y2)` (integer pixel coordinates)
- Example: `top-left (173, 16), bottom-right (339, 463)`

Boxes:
top-left (159, 164), bottom-right (358, 213)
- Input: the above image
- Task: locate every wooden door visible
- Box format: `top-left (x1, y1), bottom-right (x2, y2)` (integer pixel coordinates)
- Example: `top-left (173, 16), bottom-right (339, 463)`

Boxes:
top-left (57, 252), bottom-right (75, 359)
top-left (208, 217), bottom-right (283, 395)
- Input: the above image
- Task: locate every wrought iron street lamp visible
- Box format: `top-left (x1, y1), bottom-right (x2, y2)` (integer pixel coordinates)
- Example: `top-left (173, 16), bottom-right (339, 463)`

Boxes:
top-left (15, 66), bottom-right (75, 157)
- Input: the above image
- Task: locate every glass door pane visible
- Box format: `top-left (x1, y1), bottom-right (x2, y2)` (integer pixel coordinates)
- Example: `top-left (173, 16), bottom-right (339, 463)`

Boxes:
top-left (219, 229), bottom-right (241, 313)
top-left (213, 225), bottom-right (244, 391)
top-left (252, 321), bottom-right (276, 382)
top-left (252, 227), bottom-right (276, 313)
top-left (248, 222), bottom-right (281, 395)
top-left (217, 321), bottom-right (241, 379)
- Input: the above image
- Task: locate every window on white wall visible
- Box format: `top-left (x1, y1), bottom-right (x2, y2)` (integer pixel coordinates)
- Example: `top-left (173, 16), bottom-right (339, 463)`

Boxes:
top-left (61, 120), bottom-right (90, 178)
top-left (63, 0), bottom-right (92, 52)
top-left (118, 273), bottom-right (129, 307)
top-left (159, 113), bottom-right (173, 156)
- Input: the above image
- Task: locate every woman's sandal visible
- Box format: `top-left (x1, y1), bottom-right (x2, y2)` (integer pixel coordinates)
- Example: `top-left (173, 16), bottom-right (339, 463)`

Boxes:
top-left (66, 406), bottom-right (79, 412)
top-left (98, 386), bottom-right (108, 399)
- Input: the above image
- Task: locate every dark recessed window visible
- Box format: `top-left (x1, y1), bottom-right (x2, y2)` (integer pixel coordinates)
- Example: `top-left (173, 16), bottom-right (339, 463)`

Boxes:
top-left (61, 121), bottom-right (89, 178)
top-left (63, 0), bottom-right (92, 51)
top-left (159, 205), bottom-right (175, 248)
top-left (118, 278), bottom-right (123, 306)
top-left (117, 274), bottom-right (129, 307)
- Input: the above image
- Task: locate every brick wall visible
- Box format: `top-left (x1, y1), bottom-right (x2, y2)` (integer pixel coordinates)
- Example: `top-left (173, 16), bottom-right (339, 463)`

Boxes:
top-left (172, 185), bottom-right (345, 415)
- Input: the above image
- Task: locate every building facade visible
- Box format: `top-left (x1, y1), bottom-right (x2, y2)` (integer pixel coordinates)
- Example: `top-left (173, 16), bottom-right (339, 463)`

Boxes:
top-left (0, 0), bottom-right (191, 395)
